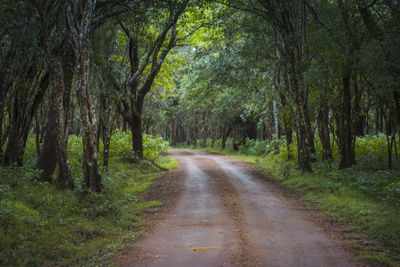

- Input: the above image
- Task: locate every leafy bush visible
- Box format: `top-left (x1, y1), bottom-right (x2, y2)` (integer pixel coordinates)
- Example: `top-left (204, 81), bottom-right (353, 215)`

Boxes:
top-left (107, 130), bottom-right (169, 161)
top-left (349, 170), bottom-right (400, 206)
top-left (107, 129), bottom-right (133, 159)
top-left (143, 134), bottom-right (169, 161)
top-left (214, 138), bottom-right (222, 149)
top-left (238, 138), bottom-right (268, 155)
top-left (237, 136), bottom-right (290, 158)
top-left (226, 137), bottom-right (234, 150)
top-left (206, 137), bottom-right (213, 147)
top-left (355, 134), bottom-right (392, 169)
top-left (0, 152), bottom-right (174, 266)
top-left (67, 135), bottom-right (84, 178)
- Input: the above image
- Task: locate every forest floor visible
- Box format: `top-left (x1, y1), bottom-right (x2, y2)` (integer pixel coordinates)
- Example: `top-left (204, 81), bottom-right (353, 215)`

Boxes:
top-left (114, 149), bottom-right (368, 266)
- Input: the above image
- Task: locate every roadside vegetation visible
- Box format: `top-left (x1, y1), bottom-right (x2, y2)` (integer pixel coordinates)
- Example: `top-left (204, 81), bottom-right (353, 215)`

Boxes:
top-left (178, 135), bottom-right (400, 266)
top-left (2, 0), bottom-right (400, 266)
top-left (0, 132), bottom-right (173, 266)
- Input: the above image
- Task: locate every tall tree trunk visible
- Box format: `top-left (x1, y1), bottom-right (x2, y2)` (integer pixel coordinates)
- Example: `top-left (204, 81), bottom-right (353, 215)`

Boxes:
top-left (36, 112), bottom-right (57, 182)
top-left (289, 56), bottom-right (314, 171)
top-left (318, 81), bottom-right (332, 161)
top-left (98, 89), bottom-right (115, 170)
top-left (130, 107), bottom-right (143, 159)
top-left (37, 42), bottom-right (75, 182)
top-left (279, 69), bottom-right (294, 160)
top-left (52, 58), bottom-right (74, 189)
top-left (0, 95), bottom-right (5, 162)
top-left (0, 98), bottom-right (4, 161)
top-left (171, 117), bottom-right (177, 147)
top-left (336, 72), bottom-right (356, 169)
top-left (34, 111), bottom-right (41, 156)
top-left (68, 0), bottom-right (102, 192)
top-left (193, 125), bottom-right (198, 147)
top-left (336, 0), bottom-right (358, 169)
top-left (296, 101), bottom-right (313, 172)
top-left (0, 48), bottom-right (14, 162)
top-left (3, 72), bottom-right (49, 166)
top-left (273, 99), bottom-right (279, 137)
top-left (202, 112), bottom-right (207, 147)
top-left (221, 124), bottom-right (232, 150)
top-left (384, 107), bottom-right (397, 169)
top-left (186, 125), bottom-right (191, 146)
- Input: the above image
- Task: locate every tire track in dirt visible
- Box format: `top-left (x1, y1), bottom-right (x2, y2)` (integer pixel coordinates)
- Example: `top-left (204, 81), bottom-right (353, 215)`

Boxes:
top-left (210, 153), bottom-right (353, 267)
top-left (115, 149), bottom-right (357, 267)
top-left (117, 150), bottom-right (241, 266)
top-left (195, 155), bottom-right (260, 266)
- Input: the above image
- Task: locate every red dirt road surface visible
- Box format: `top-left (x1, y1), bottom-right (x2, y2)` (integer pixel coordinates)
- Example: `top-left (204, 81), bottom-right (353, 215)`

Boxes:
top-left (116, 150), bottom-right (357, 267)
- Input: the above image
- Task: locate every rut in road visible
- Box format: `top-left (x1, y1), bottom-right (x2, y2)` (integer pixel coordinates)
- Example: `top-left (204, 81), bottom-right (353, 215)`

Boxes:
top-left (116, 150), bottom-right (354, 267)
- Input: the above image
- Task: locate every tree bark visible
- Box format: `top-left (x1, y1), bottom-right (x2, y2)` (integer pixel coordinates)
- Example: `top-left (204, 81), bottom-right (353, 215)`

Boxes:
top-left (222, 124), bottom-right (232, 150)
top-left (52, 58), bottom-right (74, 189)
top-left (279, 94), bottom-right (293, 160)
top-left (186, 124), bottom-right (191, 146)
top-left (3, 71), bottom-right (49, 166)
top-left (318, 80), bottom-right (332, 161)
top-left (171, 117), bottom-right (177, 147)
top-left (36, 42), bottom-right (75, 182)
top-left (131, 110), bottom-right (143, 159)
top-left (335, 0), bottom-right (357, 169)
top-left (36, 109), bottom-right (57, 182)
top-left (68, 0), bottom-right (103, 192)
top-left (336, 72), bottom-right (356, 169)
top-left (0, 47), bottom-right (14, 162)
top-left (98, 87), bottom-right (115, 170)
top-left (201, 112), bottom-right (207, 147)
top-left (295, 101), bottom-right (313, 172)
top-left (277, 2), bottom-right (314, 171)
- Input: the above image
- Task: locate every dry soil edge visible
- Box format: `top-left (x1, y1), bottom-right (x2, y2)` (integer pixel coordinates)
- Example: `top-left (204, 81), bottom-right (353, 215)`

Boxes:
top-left (113, 157), bottom-right (186, 265)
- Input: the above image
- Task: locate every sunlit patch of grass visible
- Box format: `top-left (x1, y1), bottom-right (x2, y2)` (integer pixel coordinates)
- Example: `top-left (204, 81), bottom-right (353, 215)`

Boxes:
top-left (156, 155), bottom-right (178, 170)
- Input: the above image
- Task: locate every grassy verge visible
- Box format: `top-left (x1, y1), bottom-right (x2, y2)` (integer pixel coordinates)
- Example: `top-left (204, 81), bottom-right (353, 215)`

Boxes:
top-left (182, 146), bottom-right (400, 266)
top-left (0, 155), bottom-right (177, 266)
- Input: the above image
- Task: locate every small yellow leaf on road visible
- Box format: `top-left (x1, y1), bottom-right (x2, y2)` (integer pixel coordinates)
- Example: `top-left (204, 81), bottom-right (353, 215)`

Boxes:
top-left (191, 247), bottom-right (220, 251)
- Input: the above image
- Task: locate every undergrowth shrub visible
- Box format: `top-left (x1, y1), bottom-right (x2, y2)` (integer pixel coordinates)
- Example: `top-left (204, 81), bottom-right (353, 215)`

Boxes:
top-left (356, 134), bottom-right (393, 169)
top-left (1, 137), bottom-right (171, 266)
top-left (201, 133), bottom-right (400, 207)
top-left (214, 139), bottom-right (222, 149)
top-left (206, 137), bottom-right (213, 147)
top-left (226, 137), bottom-right (234, 150)
top-left (0, 130), bottom-right (170, 264)
top-left (143, 134), bottom-right (169, 161)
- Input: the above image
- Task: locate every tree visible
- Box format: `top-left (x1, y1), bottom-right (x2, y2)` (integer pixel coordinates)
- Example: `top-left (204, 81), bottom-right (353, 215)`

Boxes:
top-left (106, 1), bottom-right (189, 159)
top-left (67, 0), bottom-right (102, 191)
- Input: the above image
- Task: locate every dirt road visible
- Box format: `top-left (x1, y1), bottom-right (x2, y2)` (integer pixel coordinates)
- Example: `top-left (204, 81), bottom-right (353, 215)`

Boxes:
top-left (117, 150), bottom-right (355, 267)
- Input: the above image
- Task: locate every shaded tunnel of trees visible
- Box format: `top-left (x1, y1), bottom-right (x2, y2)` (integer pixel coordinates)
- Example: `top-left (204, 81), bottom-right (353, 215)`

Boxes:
top-left (1, 0), bottom-right (400, 192)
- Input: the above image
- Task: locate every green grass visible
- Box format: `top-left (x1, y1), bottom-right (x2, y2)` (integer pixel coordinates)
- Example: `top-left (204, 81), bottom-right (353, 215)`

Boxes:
top-left (156, 155), bottom-right (179, 170)
top-left (0, 155), bottom-right (177, 266)
top-left (183, 146), bottom-right (400, 266)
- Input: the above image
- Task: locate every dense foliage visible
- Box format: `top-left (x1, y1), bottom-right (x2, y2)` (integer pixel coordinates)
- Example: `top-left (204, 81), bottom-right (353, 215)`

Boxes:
top-left (0, 132), bottom-right (170, 266)
top-left (1, 0), bottom-right (400, 265)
